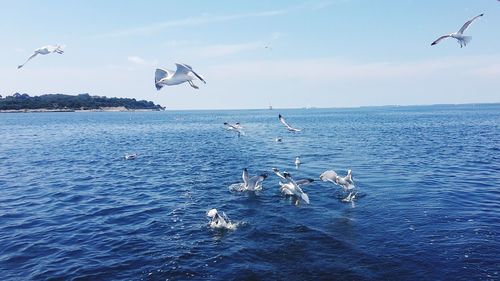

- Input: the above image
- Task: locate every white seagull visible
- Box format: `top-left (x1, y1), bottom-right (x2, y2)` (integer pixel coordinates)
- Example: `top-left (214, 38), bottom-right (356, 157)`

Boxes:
top-left (242, 168), bottom-right (268, 191)
top-left (272, 168), bottom-right (313, 205)
top-left (431, 14), bottom-right (484, 48)
top-left (124, 153), bottom-right (138, 160)
top-left (279, 114), bottom-right (301, 132)
top-left (18, 44), bottom-right (65, 69)
top-left (155, 63), bottom-right (206, 90)
top-left (224, 122), bottom-right (244, 137)
top-left (295, 156), bottom-right (301, 168)
top-left (206, 209), bottom-right (233, 230)
top-left (320, 169), bottom-right (354, 191)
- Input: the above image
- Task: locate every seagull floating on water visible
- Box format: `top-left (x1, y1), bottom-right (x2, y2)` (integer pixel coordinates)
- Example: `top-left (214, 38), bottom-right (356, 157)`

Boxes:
top-left (18, 44), bottom-right (65, 69)
top-left (279, 114), bottom-right (301, 132)
top-left (206, 209), bottom-right (234, 230)
top-left (431, 14), bottom-right (484, 48)
top-left (272, 168), bottom-right (313, 205)
top-left (320, 169), bottom-right (354, 191)
top-left (124, 153), bottom-right (138, 160)
top-left (295, 156), bottom-right (301, 168)
top-left (155, 63), bottom-right (206, 90)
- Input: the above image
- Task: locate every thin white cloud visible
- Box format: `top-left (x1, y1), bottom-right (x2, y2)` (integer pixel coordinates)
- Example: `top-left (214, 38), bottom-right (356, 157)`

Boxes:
top-left (194, 42), bottom-right (265, 58)
top-left (127, 56), bottom-right (157, 66)
top-left (163, 39), bottom-right (193, 48)
top-left (206, 55), bottom-right (500, 82)
top-left (101, 9), bottom-right (287, 38)
top-left (469, 64), bottom-right (500, 78)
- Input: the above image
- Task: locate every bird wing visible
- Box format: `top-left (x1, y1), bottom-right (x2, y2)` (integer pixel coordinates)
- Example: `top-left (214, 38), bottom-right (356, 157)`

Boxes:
top-left (247, 175), bottom-right (266, 189)
top-left (175, 63), bottom-right (206, 84)
top-left (17, 52), bottom-right (39, 69)
top-left (44, 45), bottom-right (61, 53)
top-left (155, 68), bottom-right (173, 90)
top-left (224, 122), bottom-right (237, 130)
top-left (458, 14), bottom-right (484, 34)
top-left (272, 168), bottom-right (287, 180)
top-left (280, 184), bottom-right (295, 195)
top-left (346, 170), bottom-right (354, 184)
top-left (242, 169), bottom-right (250, 186)
top-left (320, 170), bottom-right (337, 182)
top-left (289, 180), bottom-right (310, 204)
top-left (279, 114), bottom-right (301, 131)
top-left (431, 35), bottom-right (452, 46)
top-left (295, 178), bottom-right (314, 186)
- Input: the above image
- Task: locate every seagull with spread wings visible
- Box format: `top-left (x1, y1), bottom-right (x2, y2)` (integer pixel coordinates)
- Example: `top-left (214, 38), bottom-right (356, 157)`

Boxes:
top-left (272, 168), bottom-right (313, 205)
top-left (278, 114), bottom-right (301, 132)
top-left (155, 63), bottom-right (206, 90)
top-left (18, 44), bottom-right (65, 69)
top-left (242, 168), bottom-right (268, 191)
top-left (431, 14), bottom-right (484, 48)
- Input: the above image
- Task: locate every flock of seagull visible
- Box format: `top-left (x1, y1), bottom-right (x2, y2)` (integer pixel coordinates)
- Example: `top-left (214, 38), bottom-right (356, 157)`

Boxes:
top-left (208, 114), bottom-right (359, 231)
top-left (16, 11), bottom-right (489, 231)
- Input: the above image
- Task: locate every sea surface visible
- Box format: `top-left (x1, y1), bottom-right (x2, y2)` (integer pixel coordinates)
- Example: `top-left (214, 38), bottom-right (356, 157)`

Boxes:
top-left (1, 105), bottom-right (499, 281)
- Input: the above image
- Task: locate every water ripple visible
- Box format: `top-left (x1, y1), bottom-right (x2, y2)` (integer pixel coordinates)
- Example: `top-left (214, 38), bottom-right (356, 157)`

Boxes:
top-left (0, 106), bottom-right (499, 280)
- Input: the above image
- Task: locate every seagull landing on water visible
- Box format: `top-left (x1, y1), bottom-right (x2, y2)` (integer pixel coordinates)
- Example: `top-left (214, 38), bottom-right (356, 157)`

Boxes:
top-left (279, 114), bottom-right (301, 132)
top-left (224, 122), bottom-right (244, 137)
top-left (206, 209), bottom-right (235, 230)
top-left (431, 14), bottom-right (484, 48)
top-left (155, 63), bottom-right (206, 90)
top-left (241, 168), bottom-right (268, 191)
top-left (18, 44), bottom-right (65, 69)
top-left (272, 168), bottom-right (313, 205)
top-left (320, 169), bottom-right (355, 191)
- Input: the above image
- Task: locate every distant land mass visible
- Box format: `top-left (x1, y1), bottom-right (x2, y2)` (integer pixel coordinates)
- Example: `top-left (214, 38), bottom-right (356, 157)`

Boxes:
top-left (0, 93), bottom-right (164, 112)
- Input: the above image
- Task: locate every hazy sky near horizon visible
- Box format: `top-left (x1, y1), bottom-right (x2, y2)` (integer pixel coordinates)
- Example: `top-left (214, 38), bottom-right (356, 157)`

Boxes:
top-left (1, 0), bottom-right (499, 109)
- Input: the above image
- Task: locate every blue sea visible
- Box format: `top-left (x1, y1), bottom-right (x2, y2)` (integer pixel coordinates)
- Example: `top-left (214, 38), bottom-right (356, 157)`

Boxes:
top-left (1, 104), bottom-right (499, 281)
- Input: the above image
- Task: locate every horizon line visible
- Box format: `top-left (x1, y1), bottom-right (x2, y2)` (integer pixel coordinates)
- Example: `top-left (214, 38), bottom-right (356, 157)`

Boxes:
top-left (161, 102), bottom-right (500, 111)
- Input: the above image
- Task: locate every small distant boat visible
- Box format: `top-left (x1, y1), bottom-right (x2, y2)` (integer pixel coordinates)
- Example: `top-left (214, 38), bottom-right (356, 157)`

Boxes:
top-left (269, 104), bottom-right (273, 110)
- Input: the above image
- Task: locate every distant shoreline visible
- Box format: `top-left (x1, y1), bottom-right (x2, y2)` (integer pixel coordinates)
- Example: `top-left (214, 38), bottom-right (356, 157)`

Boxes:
top-left (0, 106), bottom-right (162, 113)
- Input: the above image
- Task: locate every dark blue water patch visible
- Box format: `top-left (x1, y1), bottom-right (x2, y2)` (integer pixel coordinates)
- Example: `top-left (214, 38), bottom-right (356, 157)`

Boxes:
top-left (0, 105), bottom-right (499, 280)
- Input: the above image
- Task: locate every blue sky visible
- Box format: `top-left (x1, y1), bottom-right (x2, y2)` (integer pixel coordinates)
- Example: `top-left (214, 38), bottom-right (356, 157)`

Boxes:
top-left (1, 0), bottom-right (499, 109)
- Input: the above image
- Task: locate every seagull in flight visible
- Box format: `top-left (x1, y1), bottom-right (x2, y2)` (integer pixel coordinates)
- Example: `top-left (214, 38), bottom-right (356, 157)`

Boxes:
top-left (155, 63), bottom-right (206, 90)
top-left (279, 114), bottom-right (301, 132)
top-left (431, 14), bottom-right (484, 48)
top-left (272, 168), bottom-right (313, 205)
top-left (18, 44), bottom-right (65, 69)
top-left (242, 168), bottom-right (268, 191)
top-left (320, 169), bottom-right (355, 191)
top-left (224, 122), bottom-right (244, 137)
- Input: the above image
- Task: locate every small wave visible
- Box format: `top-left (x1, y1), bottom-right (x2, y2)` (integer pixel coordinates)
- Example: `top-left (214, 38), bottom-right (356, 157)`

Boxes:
top-left (228, 183), bottom-right (245, 192)
top-left (209, 221), bottom-right (240, 231)
top-left (228, 183), bottom-right (262, 192)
